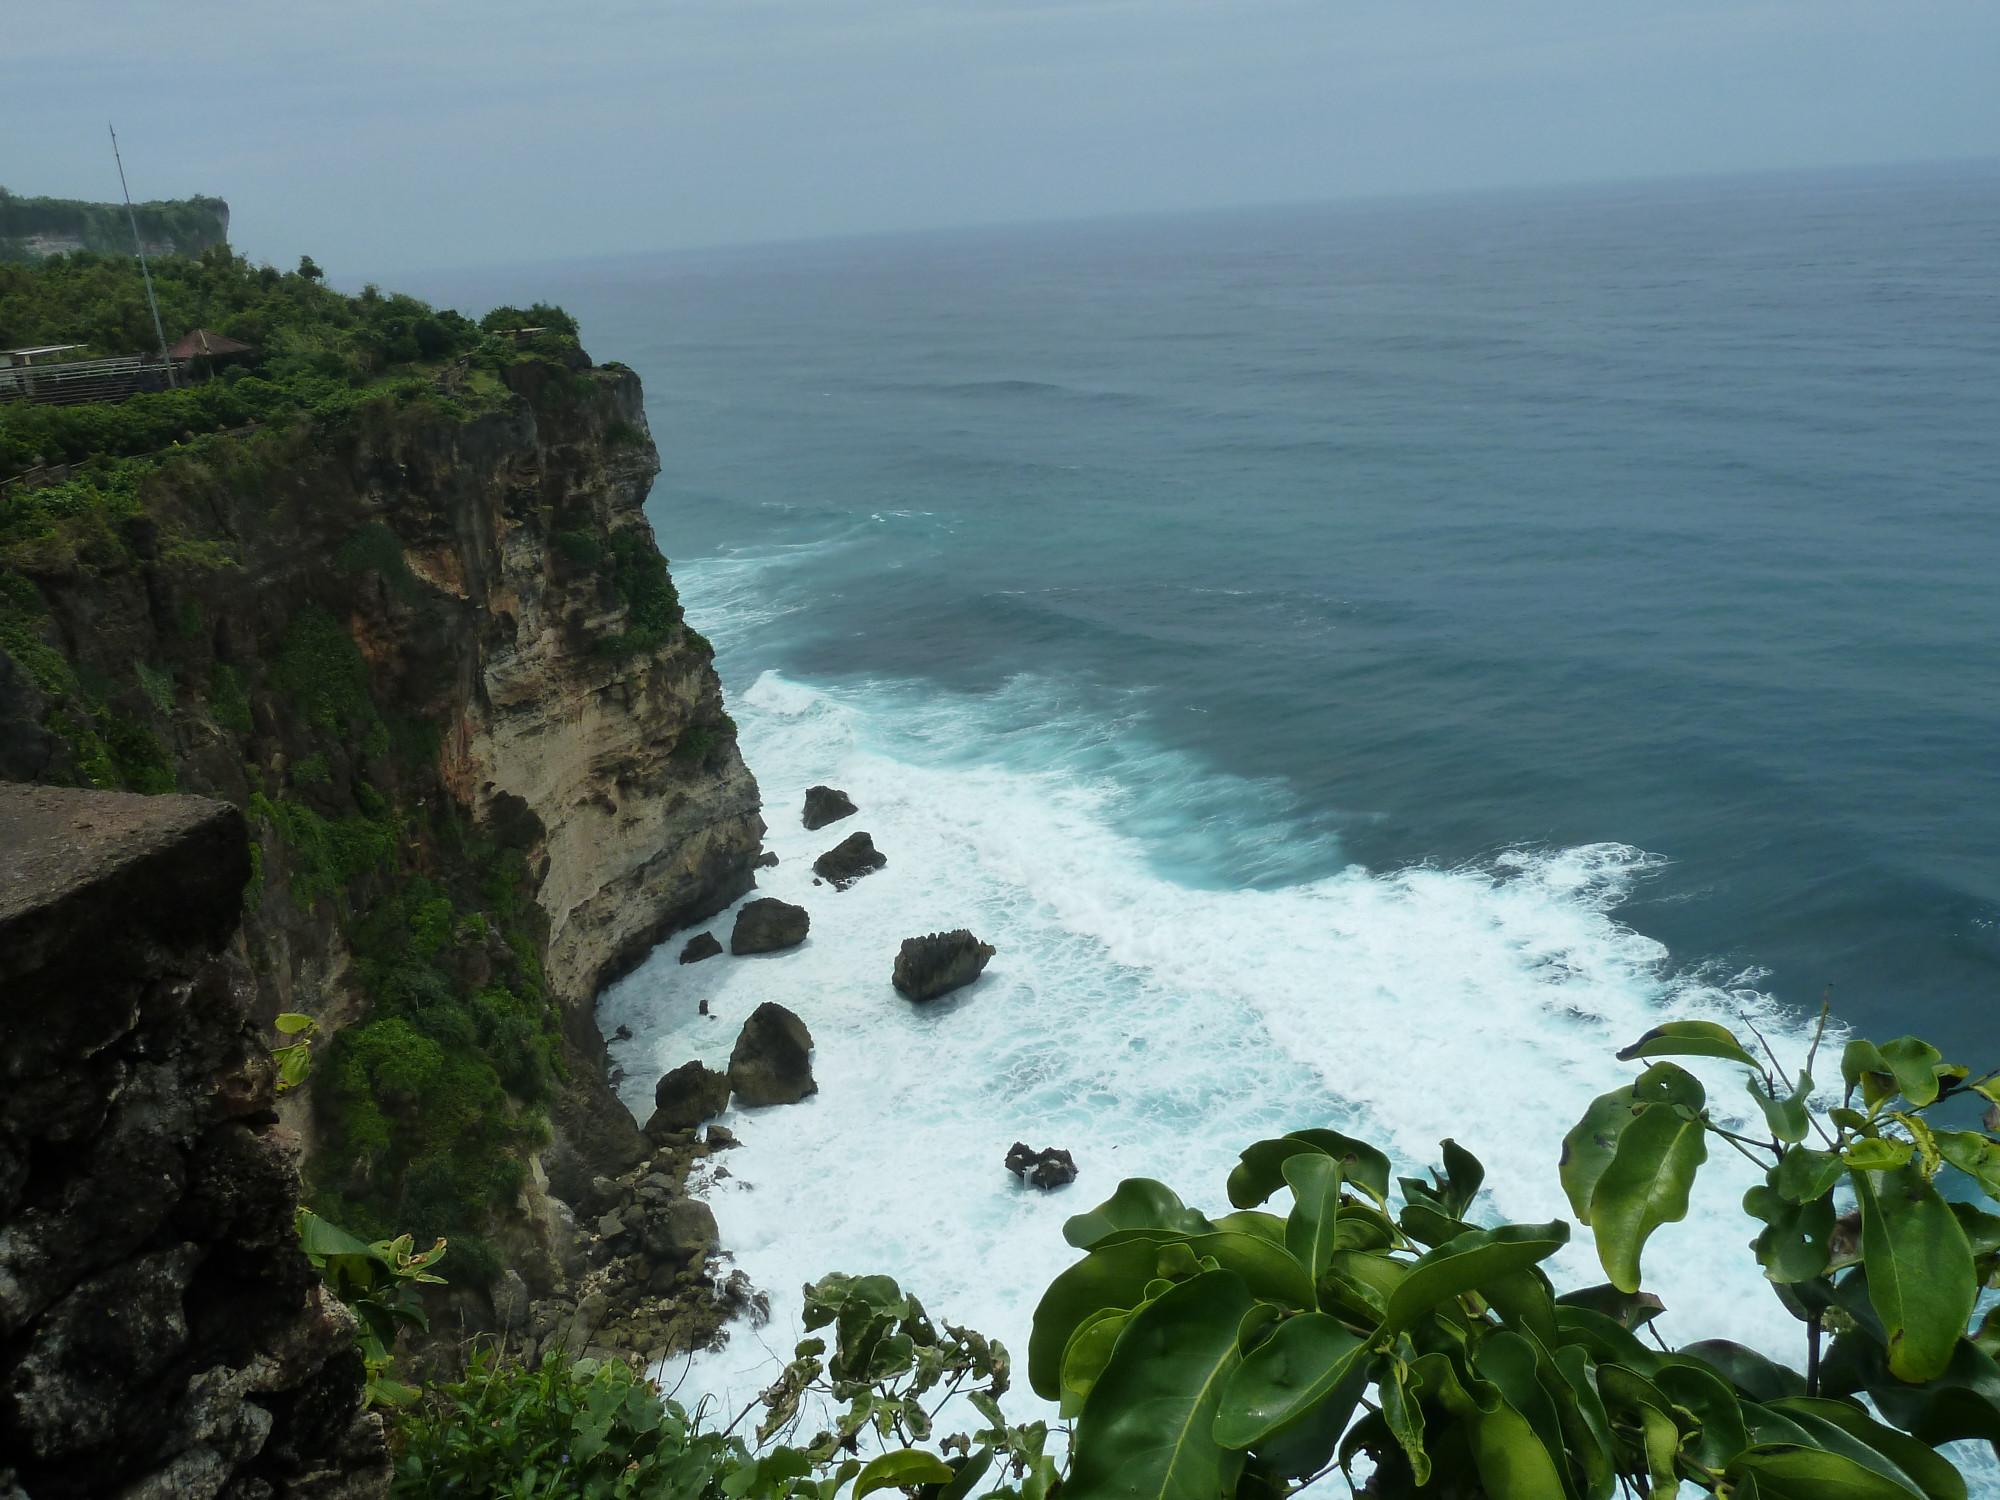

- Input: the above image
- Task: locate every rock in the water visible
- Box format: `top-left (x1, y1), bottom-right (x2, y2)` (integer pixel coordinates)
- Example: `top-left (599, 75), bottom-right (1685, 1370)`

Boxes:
top-left (892, 929), bottom-right (995, 1001)
top-left (755, 850), bottom-right (780, 868)
top-left (813, 831), bottom-right (887, 890)
top-left (678, 931), bottom-right (723, 964)
top-left (731, 897), bottom-right (809, 955)
top-left (802, 785), bottom-right (857, 830)
top-left (646, 1060), bottom-right (731, 1134)
top-left (727, 1002), bottom-right (816, 1106)
top-left (1006, 1143), bottom-right (1078, 1191)
top-left (706, 1124), bottom-right (738, 1149)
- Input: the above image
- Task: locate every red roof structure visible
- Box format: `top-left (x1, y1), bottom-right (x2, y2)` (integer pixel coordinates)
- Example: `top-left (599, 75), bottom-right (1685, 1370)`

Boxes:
top-left (166, 329), bottom-right (253, 359)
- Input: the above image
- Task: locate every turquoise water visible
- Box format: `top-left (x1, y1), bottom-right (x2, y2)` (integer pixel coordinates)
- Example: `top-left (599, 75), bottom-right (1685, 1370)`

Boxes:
top-left (409, 162), bottom-right (2000, 1464)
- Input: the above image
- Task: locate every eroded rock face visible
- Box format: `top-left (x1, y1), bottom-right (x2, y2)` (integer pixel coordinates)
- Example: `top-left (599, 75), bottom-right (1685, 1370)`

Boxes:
top-left (0, 785), bottom-right (387, 1499)
top-left (727, 1003), bottom-right (816, 1107)
top-left (647, 1061), bottom-right (731, 1135)
top-left (731, 897), bottom-right (810, 955)
top-left (802, 785), bottom-right (857, 831)
top-left (812, 831), bottom-right (886, 890)
top-left (892, 930), bottom-right (996, 1002)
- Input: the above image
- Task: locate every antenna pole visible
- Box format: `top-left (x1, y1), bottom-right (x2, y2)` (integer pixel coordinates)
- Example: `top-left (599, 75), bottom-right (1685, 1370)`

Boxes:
top-left (109, 123), bottom-right (175, 389)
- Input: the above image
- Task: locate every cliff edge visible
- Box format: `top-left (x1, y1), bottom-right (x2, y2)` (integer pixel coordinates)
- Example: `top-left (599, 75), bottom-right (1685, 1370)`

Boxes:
top-left (0, 340), bottom-right (764, 1356)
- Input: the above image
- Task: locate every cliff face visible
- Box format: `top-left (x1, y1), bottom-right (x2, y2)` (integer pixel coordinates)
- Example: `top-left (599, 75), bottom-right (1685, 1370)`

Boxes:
top-left (0, 784), bottom-right (387, 1500)
top-left (0, 350), bottom-right (763, 1318)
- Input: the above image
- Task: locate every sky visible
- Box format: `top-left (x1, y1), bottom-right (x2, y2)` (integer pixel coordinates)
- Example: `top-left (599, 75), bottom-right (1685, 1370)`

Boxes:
top-left (6, 1), bottom-right (1999, 278)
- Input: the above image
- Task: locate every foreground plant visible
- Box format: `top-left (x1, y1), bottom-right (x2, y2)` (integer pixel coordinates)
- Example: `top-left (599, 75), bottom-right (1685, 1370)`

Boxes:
top-left (298, 1207), bottom-right (448, 1406)
top-left (1036, 1015), bottom-right (1999, 1498)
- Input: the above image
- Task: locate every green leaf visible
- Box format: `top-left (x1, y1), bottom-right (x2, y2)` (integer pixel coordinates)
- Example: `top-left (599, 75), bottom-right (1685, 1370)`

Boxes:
top-left (1587, 1097), bottom-right (1709, 1293)
top-left (1549, 1343), bottom-right (1618, 1500)
top-left (1398, 1200), bottom-right (1474, 1248)
top-left (1472, 1332), bottom-right (1572, 1500)
top-left (1213, 1312), bottom-right (1369, 1450)
top-left (1776, 1145), bottom-right (1846, 1204)
top-left (1677, 1340), bottom-right (1806, 1402)
top-left (1064, 1179), bottom-right (1217, 1250)
top-left (295, 1207), bottom-right (381, 1262)
top-left (1182, 1231), bottom-right (1315, 1310)
top-left (1553, 1305), bottom-right (1662, 1374)
top-left (1061, 1308), bottom-right (1136, 1418)
top-left (1744, 1180), bottom-right (1837, 1282)
top-left (1379, 1358), bottom-right (1431, 1487)
top-left (1410, 1351), bottom-right (1570, 1500)
top-left (1381, 1221), bottom-right (1570, 1337)
top-left (1617, 1019), bottom-right (1761, 1067)
top-left (1438, 1138), bottom-right (1486, 1217)
top-left (1727, 1445), bottom-right (1923, 1499)
top-left (1767, 1399), bottom-right (1966, 1500)
top-left (1936, 1132), bottom-right (2000, 1203)
top-left (1878, 1038), bottom-right (1946, 1108)
top-left (1282, 1154), bottom-right (1344, 1283)
top-left (1553, 1282), bottom-right (1666, 1331)
top-left (1749, 1071), bottom-right (1814, 1145)
top-left (1066, 1270), bottom-right (1252, 1500)
top-left (273, 1011), bottom-right (316, 1034)
top-left (1844, 1138), bottom-right (1915, 1172)
top-left (1030, 1238), bottom-right (1169, 1399)
top-left (852, 1450), bottom-right (956, 1500)
top-left (1561, 1085), bottom-right (1638, 1222)
top-left (1844, 1040), bottom-right (1898, 1110)
top-left (1654, 1362), bottom-right (1751, 1476)
top-left (1284, 1129), bottom-right (1392, 1202)
top-left (1854, 1162), bottom-right (1979, 1383)
top-left (1211, 1210), bottom-right (1288, 1245)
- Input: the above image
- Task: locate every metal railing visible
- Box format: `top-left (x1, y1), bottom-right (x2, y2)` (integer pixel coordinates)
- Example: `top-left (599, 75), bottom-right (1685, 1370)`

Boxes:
top-left (0, 354), bottom-right (181, 407)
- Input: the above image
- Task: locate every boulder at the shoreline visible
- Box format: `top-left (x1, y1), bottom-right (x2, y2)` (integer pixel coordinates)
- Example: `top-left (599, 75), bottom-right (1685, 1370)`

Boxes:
top-left (728, 1002), bottom-right (816, 1107)
top-left (802, 785), bottom-right (858, 830)
top-left (678, 931), bottom-right (723, 964)
top-left (647, 1060), bottom-right (731, 1135)
top-left (731, 897), bottom-right (809, 955)
top-left (892, 929), bottom-right (995, 1001)
top-left (813, 831), bottom-right (887, 890)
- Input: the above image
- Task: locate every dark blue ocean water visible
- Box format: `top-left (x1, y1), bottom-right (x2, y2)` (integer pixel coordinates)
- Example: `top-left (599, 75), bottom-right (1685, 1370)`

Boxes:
top-left (416, 161), bottom-right (2000, 1063)
top-left (402, 166), bottom-right (2000, 1453)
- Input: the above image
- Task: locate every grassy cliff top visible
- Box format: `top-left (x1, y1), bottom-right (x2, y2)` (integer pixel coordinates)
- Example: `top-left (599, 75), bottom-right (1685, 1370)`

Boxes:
top-left (1, 247), bottom-right (586, 530)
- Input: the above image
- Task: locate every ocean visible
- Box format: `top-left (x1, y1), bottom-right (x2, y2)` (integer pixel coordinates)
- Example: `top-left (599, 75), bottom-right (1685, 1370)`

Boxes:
top-left (403, 161), bottom-right (2000, 1472)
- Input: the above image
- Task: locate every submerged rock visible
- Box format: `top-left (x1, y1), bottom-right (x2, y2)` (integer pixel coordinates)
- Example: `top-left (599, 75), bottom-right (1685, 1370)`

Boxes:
top-left (727, 1002), bottom-right (817, 1106)
top-left (755, 850), bottom-right (780, 868)
top-left (647, 1061), bottom-right (731, 1135)
top-left (892, 929), bottom-right (996, 1001)
top-left (813, 831), bottom-right (887, 890)
top-left (731, 898), bottom-right (809, 954)
top-left (802, 785), bottom-right (857, 830)
top-left (678, 931), bottom-right (723, 964)
top-left (1006, 1143), bottom-right (1078, 1190)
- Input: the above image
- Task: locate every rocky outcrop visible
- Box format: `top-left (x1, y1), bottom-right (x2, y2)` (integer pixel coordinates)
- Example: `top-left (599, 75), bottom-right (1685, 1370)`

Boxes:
top-left (892, 930), bottom-right (996, 1001)
top-left (678, 931), bottom-right (723, 964)
top-left (1006, 1143), bottom-right (1079, 1191)
top-left (727, 1003), bottom-right (816, 1107)
top-left (813, 831), bottom-right (886, 890)
top-left (802, 785), bottom-right (857, 830)
top-left (0, 784), bottom-right (386, 1499)
top-left (646, 1061), bottom-right (731, 1135)
top-left (731, 897), bottom-right (809, 955)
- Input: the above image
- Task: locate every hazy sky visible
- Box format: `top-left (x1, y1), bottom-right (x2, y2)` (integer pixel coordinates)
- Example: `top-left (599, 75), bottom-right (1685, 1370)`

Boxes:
top-left (8, 1), bottom-right (1998, 278)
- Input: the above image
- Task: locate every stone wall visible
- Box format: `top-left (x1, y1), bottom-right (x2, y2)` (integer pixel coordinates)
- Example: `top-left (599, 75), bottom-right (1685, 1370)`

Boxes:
top-left (0, 784), bottom-right (386, 1500)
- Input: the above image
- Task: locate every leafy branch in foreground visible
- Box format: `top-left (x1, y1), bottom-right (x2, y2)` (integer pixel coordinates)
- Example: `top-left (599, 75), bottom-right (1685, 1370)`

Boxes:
top-left (1036, 1015), bottom-right (1998, 1499)
top-left (298, 1207), bottom-right (448, 1407)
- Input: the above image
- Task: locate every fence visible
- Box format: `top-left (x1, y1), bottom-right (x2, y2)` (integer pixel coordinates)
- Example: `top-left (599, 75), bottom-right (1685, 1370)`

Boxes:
top-left (0, 354), bottom-right (182, 407)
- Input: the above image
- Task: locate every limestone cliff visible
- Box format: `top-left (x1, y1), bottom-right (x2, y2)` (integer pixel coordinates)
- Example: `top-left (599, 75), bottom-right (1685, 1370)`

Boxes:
top-left (0, 347), bottom-right (764, 1331)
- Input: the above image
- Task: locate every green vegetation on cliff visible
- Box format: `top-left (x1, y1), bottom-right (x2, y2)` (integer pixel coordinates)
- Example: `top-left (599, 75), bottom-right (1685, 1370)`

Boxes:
top-left (0, 184), bottom-right (229, 264)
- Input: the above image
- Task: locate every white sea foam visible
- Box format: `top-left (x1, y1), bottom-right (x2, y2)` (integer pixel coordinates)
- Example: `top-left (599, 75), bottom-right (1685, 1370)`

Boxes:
top-left (596, 548), bottom-right (1844, 1454)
